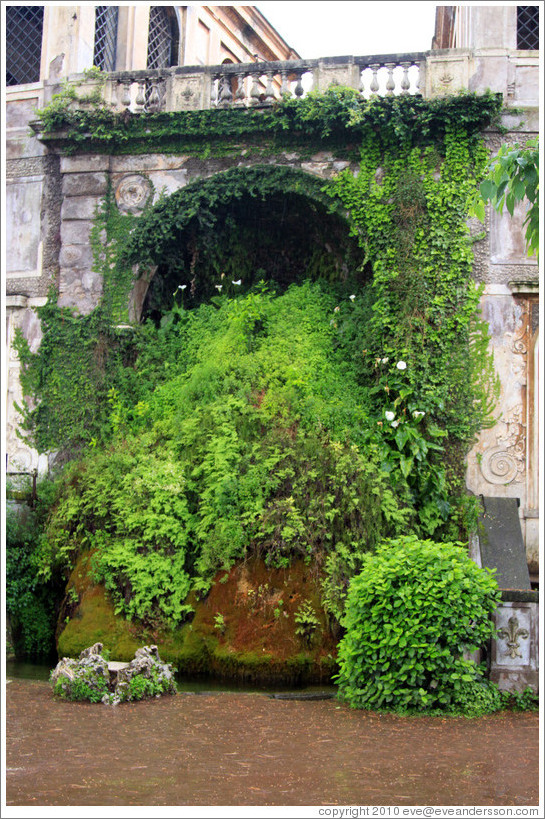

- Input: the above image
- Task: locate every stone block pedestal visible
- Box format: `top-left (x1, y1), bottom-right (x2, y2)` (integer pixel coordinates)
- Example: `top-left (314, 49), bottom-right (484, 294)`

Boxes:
top-left (489, 590), bottom-right (539, 693)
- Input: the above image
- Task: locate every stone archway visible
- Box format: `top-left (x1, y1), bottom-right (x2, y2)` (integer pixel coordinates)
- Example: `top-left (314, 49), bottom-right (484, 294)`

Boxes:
top-left (125, 163), bottom-right (366, 324)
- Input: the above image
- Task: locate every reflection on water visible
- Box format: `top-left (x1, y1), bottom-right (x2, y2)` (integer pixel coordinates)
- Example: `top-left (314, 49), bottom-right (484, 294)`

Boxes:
top-left (5, 660), bottom-right (337, 697)
top-left (5, 660), bottom-right (52, 682)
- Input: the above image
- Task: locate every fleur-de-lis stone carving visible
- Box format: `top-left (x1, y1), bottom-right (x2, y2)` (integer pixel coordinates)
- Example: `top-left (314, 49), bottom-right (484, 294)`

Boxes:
top-left (497, 615), bottom-right (529, 659)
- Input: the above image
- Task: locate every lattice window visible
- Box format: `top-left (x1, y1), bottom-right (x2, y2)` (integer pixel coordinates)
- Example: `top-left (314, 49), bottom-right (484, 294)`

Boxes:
top-left (517, 6), bottom-right (539, 50)
top-left (147, 6), bottom-right (177, 69)
top-left (94, 6), bottom-right (119, 72)
top-left (5, 6), bottom-right (44, 86)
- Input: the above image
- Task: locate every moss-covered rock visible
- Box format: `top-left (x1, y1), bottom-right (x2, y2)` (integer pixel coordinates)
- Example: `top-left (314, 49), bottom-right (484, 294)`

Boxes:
top-left (56, 554), bottom-right (338, 685)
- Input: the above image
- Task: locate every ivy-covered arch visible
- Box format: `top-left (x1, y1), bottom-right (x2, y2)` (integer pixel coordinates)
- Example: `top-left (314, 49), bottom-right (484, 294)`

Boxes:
top-left (123, 164), bottom-right (366, 322)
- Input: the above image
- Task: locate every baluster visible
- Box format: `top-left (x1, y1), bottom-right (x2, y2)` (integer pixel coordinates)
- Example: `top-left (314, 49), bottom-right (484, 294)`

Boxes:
top-left (219, 72), bottom-right (234, 107)
top-left (264, 71), bottom-right (276, 104)
top-left (385, 63), bottom-right (395, 96)
top-left (120, 80), bottom-right (132, 109)
top-left (280, 70), bottom-right (291, 97)
top-left (369, 64), bottom-right (380, 96)
top-left (359, 68), bottom-right (365, 97)
top-left (400, 62), bottom-right (411, 95)
top-left (135, 82), bottom-right (146, 110)
top-left (210, 74), bottom-right (219, 107)
top-left (109, 80), bottom-right (118, 109)
top-left (147, 79), bottom-right (162, 112)
top-left (294, 71), bottom-right (304, 99)
top-left (416, 60), bottom-right (425, 96)
top-left (250, 72), bottom-right (261, 105)
top-left (234, 71), bottom-right (246, 106)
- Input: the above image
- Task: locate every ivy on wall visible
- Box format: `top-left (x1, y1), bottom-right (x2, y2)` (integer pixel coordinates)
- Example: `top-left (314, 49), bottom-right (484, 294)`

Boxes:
top-left (327, 129), bottom-right (499, 534)
top-left (35, 85), bottom-right (503, 156)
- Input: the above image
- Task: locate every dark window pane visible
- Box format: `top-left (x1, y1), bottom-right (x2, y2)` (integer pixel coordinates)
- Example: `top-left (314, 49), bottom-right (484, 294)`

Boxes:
top-left (147, 7), bottom-right (176, 69)
top-left (517, 6), bottom-right (539, 49)
top-left (6, 6), bottom-right (44, 86)
top-left (94, 6), bottom-right (119, 72)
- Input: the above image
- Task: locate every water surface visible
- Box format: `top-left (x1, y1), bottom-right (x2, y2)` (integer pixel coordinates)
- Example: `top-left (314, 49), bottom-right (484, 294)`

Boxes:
top-left (5, 677), bottom-right (539, 807)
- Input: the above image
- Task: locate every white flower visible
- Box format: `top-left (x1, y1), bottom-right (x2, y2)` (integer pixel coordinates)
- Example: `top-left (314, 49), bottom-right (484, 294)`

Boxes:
top-left (381, 357), bottom-right (389, 364)
top-left (396, 360), bottom-right (407, 370)
top-left (413, 410), bottom-right (425, 419)
top-left (349, 294), bottom-right (356, 301)
top-left (391, 420), bottom-right (400, 428)
top-left (179, 284), bottom-right (187, 291)
top-left (385, 411), bottom-right (395, 421)
top-left (215, 285), bottom-right (223, 291)
top-left (334, 306), bottom-right (340, 313)
top-left (232, 279), bottom-right (242, 286)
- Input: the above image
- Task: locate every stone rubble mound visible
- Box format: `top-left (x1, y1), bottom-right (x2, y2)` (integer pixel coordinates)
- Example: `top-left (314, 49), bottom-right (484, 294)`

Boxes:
top-left (50, 643), bottom-right (177, 705)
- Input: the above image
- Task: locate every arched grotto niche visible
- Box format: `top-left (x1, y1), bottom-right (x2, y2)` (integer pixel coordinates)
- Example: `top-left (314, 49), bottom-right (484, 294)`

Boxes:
top-left (125, 165), bottom-right (369, 325)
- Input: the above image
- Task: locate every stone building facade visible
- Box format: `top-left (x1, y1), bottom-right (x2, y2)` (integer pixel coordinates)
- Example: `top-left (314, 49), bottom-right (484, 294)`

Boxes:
top-left (3, 5), bottom-right (540, 579)
top-left (430, 5), bottom-right (540, 579)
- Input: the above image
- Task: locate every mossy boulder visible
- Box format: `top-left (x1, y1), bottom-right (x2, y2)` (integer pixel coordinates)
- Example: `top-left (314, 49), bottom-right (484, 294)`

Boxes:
top-left (56, 553), bottom-right (338, 685)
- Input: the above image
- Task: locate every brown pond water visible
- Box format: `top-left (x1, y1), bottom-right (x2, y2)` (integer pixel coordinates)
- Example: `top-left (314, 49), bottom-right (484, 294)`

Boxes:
top-left (5, 678), bottom-right (539, 808)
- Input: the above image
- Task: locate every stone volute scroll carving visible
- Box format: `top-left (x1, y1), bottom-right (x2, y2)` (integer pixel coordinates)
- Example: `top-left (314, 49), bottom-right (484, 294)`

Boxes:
top-left (479, 406), bottom-right (526, 485)
top-left (480, 446), bottom-right (520, 485)
top-left (115, 175), bottom-right (152, 214)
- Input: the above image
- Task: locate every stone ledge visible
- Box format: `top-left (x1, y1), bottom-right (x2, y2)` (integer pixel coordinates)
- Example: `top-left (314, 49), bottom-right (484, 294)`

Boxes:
top-left (500, 589), bottom-right (539, 603)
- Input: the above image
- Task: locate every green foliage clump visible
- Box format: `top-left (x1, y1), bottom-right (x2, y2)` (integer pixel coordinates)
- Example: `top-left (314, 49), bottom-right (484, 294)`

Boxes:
top-left (35, 84), bottom-right (502, 158)
top-left (51, 657), bottom-right (110, 703)
top-left (6, 479), bottom-right (63, 658)
top-left (329, 130), bottom-right (499, 536)
top-left (42, 282), bottom-right (409, 627)
top-left (294, 601), bottom-right (321, 646)
top-left (118, 665), bottom-right (177, 703)
top-left (501, 687), bottom-right (539, 712)
top-left (336, 535), bottom-right (501, 716)
top-left (14, 294), bottom-right (138, 458)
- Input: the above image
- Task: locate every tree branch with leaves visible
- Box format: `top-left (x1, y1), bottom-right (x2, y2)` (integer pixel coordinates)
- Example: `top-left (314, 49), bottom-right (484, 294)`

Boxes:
top-left (471, 137), bottom-right (539, 258)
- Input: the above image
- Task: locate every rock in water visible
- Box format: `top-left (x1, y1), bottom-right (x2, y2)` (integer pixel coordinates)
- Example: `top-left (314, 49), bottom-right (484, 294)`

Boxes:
top-left (50, 644), bottom-right (176, 704)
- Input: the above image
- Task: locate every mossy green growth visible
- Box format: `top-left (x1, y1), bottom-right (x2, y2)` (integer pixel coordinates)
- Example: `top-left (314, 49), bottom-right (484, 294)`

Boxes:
top-left (44, 281), bottom-right (412, 636)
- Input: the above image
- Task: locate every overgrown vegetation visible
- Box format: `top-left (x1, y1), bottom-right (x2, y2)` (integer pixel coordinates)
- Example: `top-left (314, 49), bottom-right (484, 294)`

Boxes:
top-left (12, 89), bottom-right (509, 707)
top-left (35, 81), bottom-right (502, 157)
top-left (6, 478), bottom-right (62, 658)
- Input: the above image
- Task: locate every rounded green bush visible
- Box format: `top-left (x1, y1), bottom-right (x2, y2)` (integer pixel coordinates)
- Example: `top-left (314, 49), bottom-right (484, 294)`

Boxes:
top-left (336, 535), bottom-right (501, 715)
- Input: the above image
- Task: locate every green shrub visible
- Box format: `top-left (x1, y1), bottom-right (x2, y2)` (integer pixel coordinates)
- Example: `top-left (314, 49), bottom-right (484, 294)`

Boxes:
top-left (51, 661), bottom-right (110, 703)
top-left (501, 687), bottom-right (539, 712)
top-left (336, 535), bottom-right (501, 715)
top-left (6, 479), bottom-right (63, 659)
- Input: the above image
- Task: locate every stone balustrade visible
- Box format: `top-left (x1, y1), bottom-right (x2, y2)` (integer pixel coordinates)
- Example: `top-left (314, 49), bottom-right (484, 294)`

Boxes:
top-left (33, 48), bottom-right (538, 122)
top-left (67, 53), bottom-right (427, 116)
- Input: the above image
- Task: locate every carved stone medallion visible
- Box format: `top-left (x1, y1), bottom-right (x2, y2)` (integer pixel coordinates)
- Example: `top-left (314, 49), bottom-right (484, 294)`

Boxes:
top-left (115, 175), bottom-right (152, 214)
